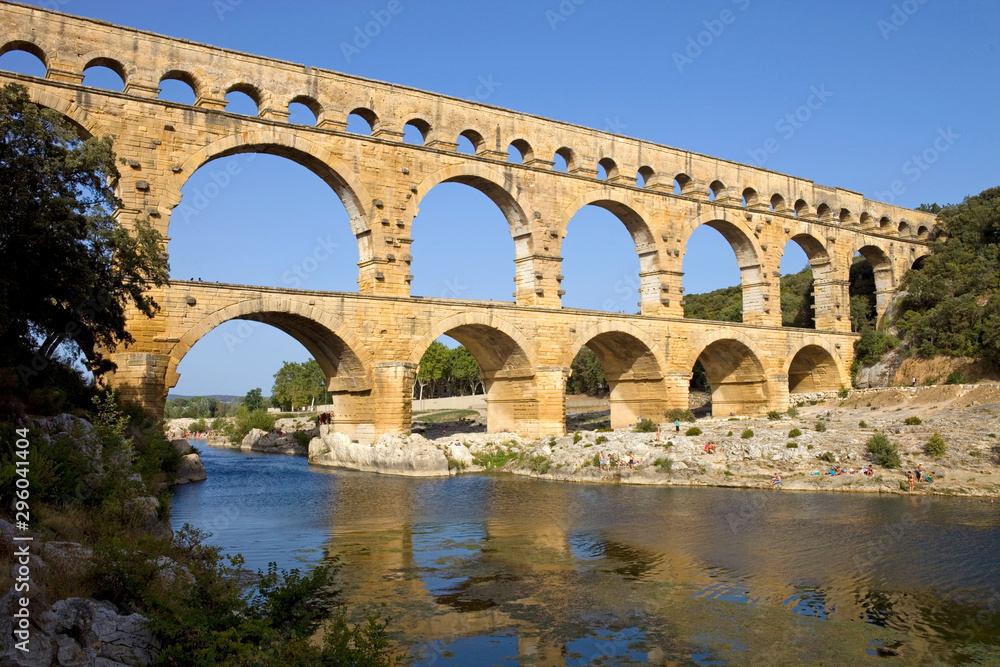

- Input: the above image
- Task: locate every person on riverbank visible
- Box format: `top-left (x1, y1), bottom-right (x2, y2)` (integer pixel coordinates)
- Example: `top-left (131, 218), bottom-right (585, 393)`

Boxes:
top-left (907, 471), bottom-right (915, 492)
top-left (915, 464), bottom-right (924, 484)
top-left (770, 473), bottom-right (781, 486)
top-left (674, 419), bottom-right (680, 433)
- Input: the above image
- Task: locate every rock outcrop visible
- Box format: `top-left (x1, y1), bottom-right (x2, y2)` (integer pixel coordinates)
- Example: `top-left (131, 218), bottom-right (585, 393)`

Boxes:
top-left (174, 453), bottom-right (207, 485)
top-left (308, 430), bottom-right (450, 476)
top-left (239, 428), bottom-right (308, 456)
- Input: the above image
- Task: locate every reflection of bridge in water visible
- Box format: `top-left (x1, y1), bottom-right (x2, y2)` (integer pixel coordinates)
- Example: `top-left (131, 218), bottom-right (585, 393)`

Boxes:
top-left (323, 474), bottom-right (956, 664)
top-left (1, 4), bottom-right (935, 439)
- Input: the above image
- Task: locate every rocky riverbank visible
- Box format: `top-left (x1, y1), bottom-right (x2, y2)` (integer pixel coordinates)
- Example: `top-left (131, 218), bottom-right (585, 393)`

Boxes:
top-left (307, 385), bottom-right (1000, 498)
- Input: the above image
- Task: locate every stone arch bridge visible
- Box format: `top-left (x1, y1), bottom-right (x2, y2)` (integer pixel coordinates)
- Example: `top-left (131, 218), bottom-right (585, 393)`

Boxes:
top-left (1, 3), bottom-right (937, 439)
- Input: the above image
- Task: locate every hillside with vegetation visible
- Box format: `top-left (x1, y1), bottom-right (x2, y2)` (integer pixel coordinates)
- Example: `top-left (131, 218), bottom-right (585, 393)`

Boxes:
top-left (681, 266), bottom-right (819, 328)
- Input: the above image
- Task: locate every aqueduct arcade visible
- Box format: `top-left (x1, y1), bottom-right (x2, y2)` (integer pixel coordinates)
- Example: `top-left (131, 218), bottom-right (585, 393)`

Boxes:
top-left (0, 3), bottom-right (937, 439)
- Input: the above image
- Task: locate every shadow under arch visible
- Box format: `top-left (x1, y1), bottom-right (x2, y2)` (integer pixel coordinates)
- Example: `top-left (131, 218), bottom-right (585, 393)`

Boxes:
top-left (408, 312), bottom-right (538, 436)
top-left (563, 322), bottom-right (671, 428)
top-left (787, 340), bottom-right (846, 394)
top-left (685, 330), bottom-right (771, 417)
top-left (167, 296), bottom-right (374, 439)
top-left (167, 130), bottom-right (374, 239)
top-left (682, 210), bottom-right (765, 324)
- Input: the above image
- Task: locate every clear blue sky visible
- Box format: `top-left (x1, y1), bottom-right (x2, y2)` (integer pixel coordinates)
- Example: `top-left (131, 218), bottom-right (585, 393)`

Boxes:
top-left (4, 0), bottom-right (998, 397)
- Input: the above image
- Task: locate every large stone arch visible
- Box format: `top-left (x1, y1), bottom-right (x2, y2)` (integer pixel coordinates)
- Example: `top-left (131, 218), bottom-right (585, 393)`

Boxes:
top-left (682, 209), bottom-right (767, 324)
top-left (787, 339), bottom-right (847, 394)
top-left (167, 130), bottom-right (374, 238)
top-left (684, 329), bottom-right (772, 417)
top-left (851, 241), bottom-right (896, 326)
top-left (408, 162), bottom-right (534, 235)
top-left (778, 231), bottom-right (840, 330)
top-left (559, 190), bottom-right (658, 258)
top-left (166, 296), bottom-right (375, 440)
top-left (563, 322), bottom-right (670, 428)
top-left (407, 311), bottom-right (537, 435)
top-left (166, 297), bottom-right (373, 392)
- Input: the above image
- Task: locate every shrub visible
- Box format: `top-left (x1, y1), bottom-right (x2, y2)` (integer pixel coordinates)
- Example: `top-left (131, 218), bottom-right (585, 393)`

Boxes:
top-left (786, 406), bottom-right (799, 418)
top-left (685, 426), bottom-right (702, 436)
top-left (549, 436), bottom-right (557, 446)
top-left (788, 428), bottom-right (802, 438)
top-left (925, 433), bottom-right (947, 457)
top-left (815, 421), bottom-right (827, 433)
top-left (633, 418), bottom-right (657, 433)
top-left (210, 417), bottom-right (232, 432)
top-left (866, 432), bottom-right (902, 469)
top-left (232, 407), bottom-right (276, 442)
top-left (573, 432), bottom-right (582, 444)
top-left (858, 420), bottom-right (868, 428)
top-left (595, 435), bottom-right (608, 445)
top-left (807, 444), bottom-right (813, 450)
top-left (527, 455), bottom-right (551, 475)
top-left (818, 451), bottom-right (836, 463)
top-left (904, 416), bottom-right (922, 426)
top-left (472, 448), bottom-right (520, 470)
top-left (723, 469), bottom-right (734, 476)
top-left (839, 386), bottom-right (850, 398)
top-left (766, 410), bottom-right (781, 420)
top-left (741, 429), bottom-right (754, 439)
top-left (664, 408), bottom-right (696, 423)
top-left (945, 370), bottom-right (967, 385)
top-left (786, 443), bottom-right (798, 448)
top-left (726, 431), bottom-right (733, 437)
top-left (188, 418), bottom-right (207, 434)
top-left (595, 426), bottom-right (613, 433)
top-left (591, 453), bottom-right (600, 467)
top-left (292, 431), bottom-right (311, 448)
top-left (653, 456), bottom-right (673, 474)
top-left (446, 456), bottom-right (465, 471)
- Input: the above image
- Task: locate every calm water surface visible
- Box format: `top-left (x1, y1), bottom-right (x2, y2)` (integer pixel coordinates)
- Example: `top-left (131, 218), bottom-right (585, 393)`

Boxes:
top-left (171, 443), bottom-right (1000, 665)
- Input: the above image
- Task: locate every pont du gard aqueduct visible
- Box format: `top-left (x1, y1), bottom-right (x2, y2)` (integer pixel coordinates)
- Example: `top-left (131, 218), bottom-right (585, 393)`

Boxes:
top-left (1, 3), bottom-right (938, 442)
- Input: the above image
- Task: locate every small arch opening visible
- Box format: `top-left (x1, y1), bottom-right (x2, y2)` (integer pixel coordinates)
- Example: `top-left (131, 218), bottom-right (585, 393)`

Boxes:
top-left (840, 208), bottom-right (854, 226)
top-left (879, 216), bottom-right (891, 229)
top-left (457, 129), bottom-right (483, 154)
top-left (82, 59), bottom-right (126, 92)
top-left (636, 166), bottom-right (654, 187)
top-left (742, 188), bottom-right (758, 208)
top-left (859, 212), bottom-right (873, 228)
top-left (897, 221), bottom-right (911, 236)
top-left (288, 96), bottom-right (320, 125)
top-left (816, 203), bottom-right (832, 222)
top-left (158, 71), bottom-right (197, 105)
top-left (917, 225), bottom-right (929, 239)
top-left (508, 139), bottom-right (533, 164)
top-left (597, 157), bottom-right (618, 181)
top-left (674, 173), bottom-right (691, 195)
top-left (402, 120), bottom-right (428, 145)
top-left (708, 180), bottom-right (725, 201)
top-left (0, 43), bottom-right (47, 77)
top-left (793, 199), bottom-right (809, 218)
top-left (346, 108), bottom-right (377, 135)
top-left (770, 193), bottom-right (785, 212)
top-left (225, 85), bottom-right (260, 116)
top-left (554, 147), bottom-right (574, 172)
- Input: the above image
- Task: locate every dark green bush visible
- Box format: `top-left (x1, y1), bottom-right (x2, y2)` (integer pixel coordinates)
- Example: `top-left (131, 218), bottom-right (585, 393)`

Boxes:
top-left (633, 418), bottom-right (657, 433)
top-left (866, 432), bottom-right (902, 468)
top-left (741, 429), bottom-right (754, 439)
top-left (786, 443), bottom-right (798, 448)
top-left (904, 416), bottom-right (922, 425)
top-left (815, 421), bottom-right (827, 432)
top-left (766, 410), bottom-right (781, 420)
top-left (664, 408), bottom-right (696, 423)
top-left (818, 451), bottom-right (836, 463)
top-left (685, 426), bottom-right (702, 436)
top-left (788, 428), bottom-right (802, 438)
top-left (595, 435), bottom-right (608, 445)
top-left (232, 407), bottom-right (276, 442)
top-left (925, 433), bottom-right (947, 457)
top-left (189, 418), bottom-right (207, 434)
top-left (292, 431), bottom-right (311, 447)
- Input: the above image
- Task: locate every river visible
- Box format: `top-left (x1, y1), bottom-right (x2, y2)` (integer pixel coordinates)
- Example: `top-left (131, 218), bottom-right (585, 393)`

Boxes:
top-left (171, 443), bottom-right (1000, 665)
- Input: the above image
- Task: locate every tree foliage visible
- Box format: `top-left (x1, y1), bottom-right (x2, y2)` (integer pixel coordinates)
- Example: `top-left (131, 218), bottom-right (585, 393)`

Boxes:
top-left (893, 187), bottom-right (1000, 366)
top-left (414, 342), bottom-right (485, 399)
top-left (271, 359), bottom-right (325, 411)
top-left (243, 387), bottom-right (266, 412)
top-left (566, 346), bottom-right (607, 396)
top-left (0, 83), bottom-right (168, 376)
top-left (682, 266), bottom-right (815, 328)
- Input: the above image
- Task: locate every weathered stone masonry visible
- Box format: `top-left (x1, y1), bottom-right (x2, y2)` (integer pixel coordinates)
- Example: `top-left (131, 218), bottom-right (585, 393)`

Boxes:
top-left (0, 2), bottom-right (936, 440)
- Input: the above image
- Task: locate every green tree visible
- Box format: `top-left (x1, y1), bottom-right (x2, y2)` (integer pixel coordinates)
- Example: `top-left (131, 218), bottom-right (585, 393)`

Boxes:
top-left (894, 187), bottom-right (1000, 366)
top-left (448, 346), bottom-right (483, 395)
top-left (243, 388), bottom-right (266, 412)
top-left (415, 341), bottom-right (452, 399)
top-left (566, 346), bottom-right (607, 396)
top-left (0, 83), bottom-right (168, 378)
top-left (271, 359), bottom-right (325, 410)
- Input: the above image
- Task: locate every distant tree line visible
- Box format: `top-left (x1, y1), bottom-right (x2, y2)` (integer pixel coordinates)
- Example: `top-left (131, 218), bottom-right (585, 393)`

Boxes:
top-left (164, 395), bottom-right (236, 419)
top-left (414, 342), bottom-right (485, 399)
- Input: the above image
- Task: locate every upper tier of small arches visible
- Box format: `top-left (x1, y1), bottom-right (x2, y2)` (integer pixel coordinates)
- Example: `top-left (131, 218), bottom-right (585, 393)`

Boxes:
top-left (0, 31), bottom-right (936, 240)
